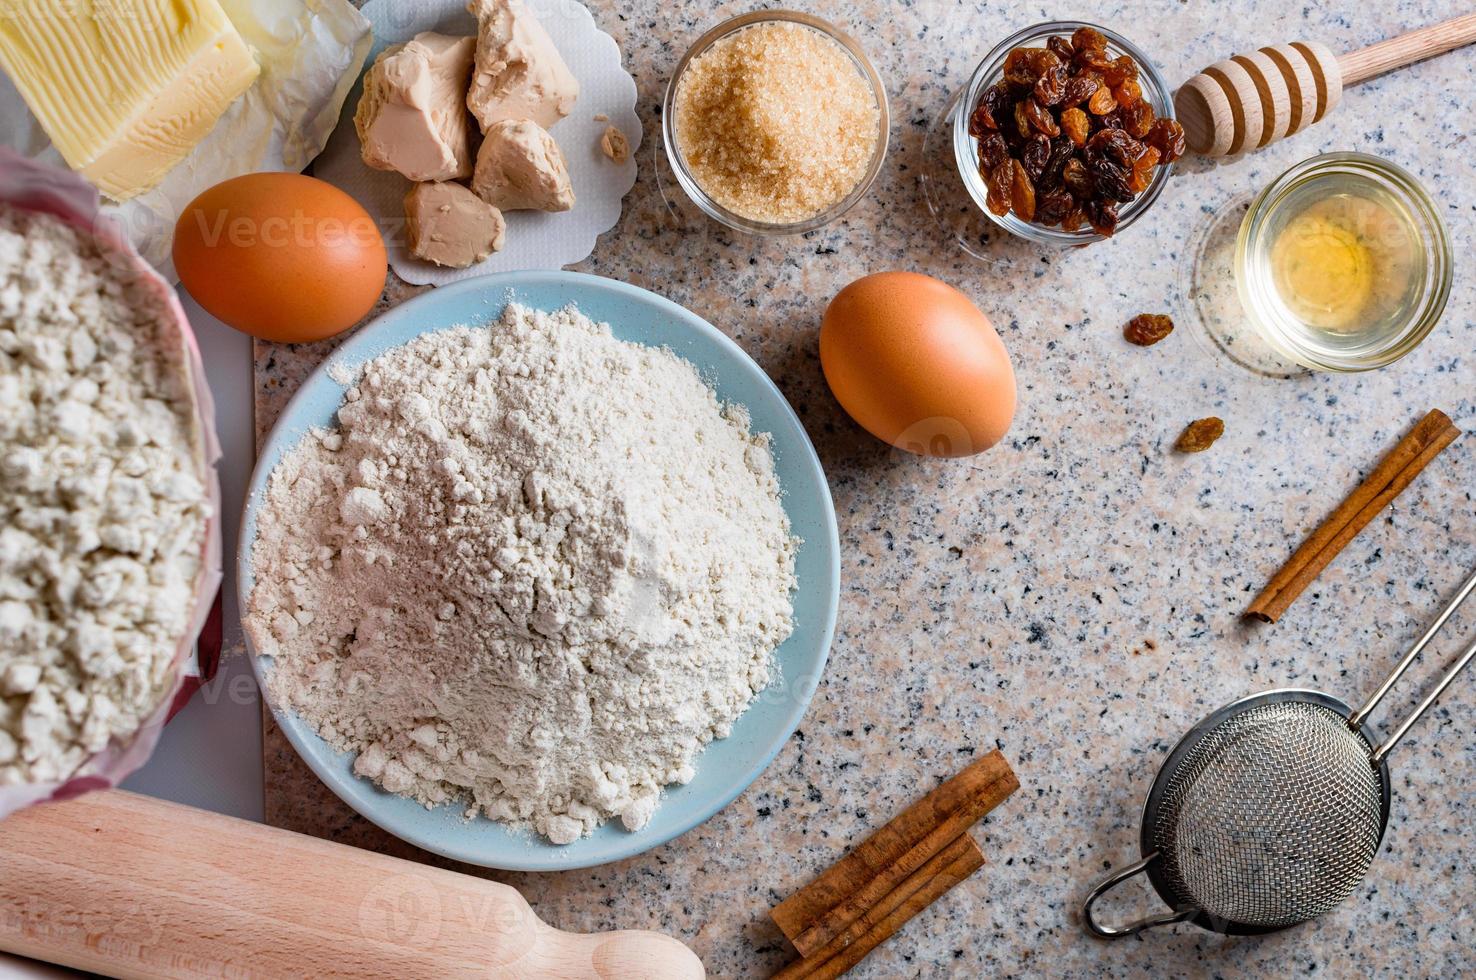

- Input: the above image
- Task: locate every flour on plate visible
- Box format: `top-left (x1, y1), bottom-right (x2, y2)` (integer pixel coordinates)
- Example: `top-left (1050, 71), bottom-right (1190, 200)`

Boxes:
top-left (0, 204), bottom-right (209, 785)
top-left (247, 303), bottom-right (798, 843)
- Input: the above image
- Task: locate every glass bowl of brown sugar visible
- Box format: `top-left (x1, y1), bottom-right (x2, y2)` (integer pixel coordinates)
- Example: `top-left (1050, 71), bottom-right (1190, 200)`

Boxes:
top-left (663, 10), bottom-right (890, 236)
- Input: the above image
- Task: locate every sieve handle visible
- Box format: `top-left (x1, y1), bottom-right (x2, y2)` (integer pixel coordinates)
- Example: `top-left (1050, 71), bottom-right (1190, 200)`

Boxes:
top-left (1082, 853), bottom-right (1196, 939)
top-left (1373, 630), bottom-right (1476, 762)
top-left (1350, 566), bottom-right (1476, 763)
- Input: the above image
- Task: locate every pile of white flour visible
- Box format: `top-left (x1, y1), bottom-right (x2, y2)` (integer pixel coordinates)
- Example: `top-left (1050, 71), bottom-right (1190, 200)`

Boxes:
top-left (247, 303), bottom-right (797, 843)
top-left (0, 204), bottom-right (209, 786)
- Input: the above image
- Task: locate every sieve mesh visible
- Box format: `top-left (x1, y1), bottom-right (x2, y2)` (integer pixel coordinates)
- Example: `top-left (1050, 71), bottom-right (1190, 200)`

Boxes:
top-left (1148, 700), bottom-right (1384, 928)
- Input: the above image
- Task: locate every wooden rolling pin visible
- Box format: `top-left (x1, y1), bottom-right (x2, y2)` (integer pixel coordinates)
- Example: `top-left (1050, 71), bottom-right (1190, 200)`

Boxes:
top-left (1175, 13), bottom-right (1476, 155)
top-left (0, 791), bottom-right (704, 979)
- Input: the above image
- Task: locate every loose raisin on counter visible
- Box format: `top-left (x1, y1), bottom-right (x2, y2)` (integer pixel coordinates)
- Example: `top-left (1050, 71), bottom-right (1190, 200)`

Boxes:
top-left (1175, 418), bottom-right (1225, 453)
top-left (1124, 313), bottom-right (1174, 346)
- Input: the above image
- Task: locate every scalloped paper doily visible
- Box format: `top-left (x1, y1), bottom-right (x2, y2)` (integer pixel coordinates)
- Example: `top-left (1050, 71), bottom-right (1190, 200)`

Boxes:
top-left (314, 0), bottom-right (640, 286)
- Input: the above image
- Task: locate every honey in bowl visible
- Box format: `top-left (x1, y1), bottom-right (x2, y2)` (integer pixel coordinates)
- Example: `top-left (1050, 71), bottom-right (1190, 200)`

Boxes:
top-left (1267, 192), bottom-right (1417, 338)
top-left (1235, 152), bottom-right (1451, 372)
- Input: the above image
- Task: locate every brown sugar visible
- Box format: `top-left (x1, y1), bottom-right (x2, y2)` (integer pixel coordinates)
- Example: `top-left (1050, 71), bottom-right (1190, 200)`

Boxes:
top-left (674, 22), bottom-right (879, 224)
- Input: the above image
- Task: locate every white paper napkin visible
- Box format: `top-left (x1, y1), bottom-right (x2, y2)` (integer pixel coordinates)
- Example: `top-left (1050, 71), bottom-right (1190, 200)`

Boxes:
top-left (313, 0), bottom-right (641, 285)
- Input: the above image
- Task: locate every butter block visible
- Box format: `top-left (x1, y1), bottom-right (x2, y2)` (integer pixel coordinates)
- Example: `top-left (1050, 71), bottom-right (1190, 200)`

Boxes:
top-left (405, 181), bottom-right (505, 268)
top-left (0, 0), bottom-right (261, 202)
top-left (466, 0), bottom-right (579, 131)
top-left (471, 119), bottom-right (574, 213)
top-left (355, 33), bottom-right (476, 183)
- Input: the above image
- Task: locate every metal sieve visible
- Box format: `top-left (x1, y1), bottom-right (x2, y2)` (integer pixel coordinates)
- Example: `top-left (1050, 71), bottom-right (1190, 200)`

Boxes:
top-left (1083, 567), bottom-right (1476, 938)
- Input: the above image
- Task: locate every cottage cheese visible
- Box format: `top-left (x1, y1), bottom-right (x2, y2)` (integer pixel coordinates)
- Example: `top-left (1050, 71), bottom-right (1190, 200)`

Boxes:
top-left (0, 204), bottom-right (210, 786)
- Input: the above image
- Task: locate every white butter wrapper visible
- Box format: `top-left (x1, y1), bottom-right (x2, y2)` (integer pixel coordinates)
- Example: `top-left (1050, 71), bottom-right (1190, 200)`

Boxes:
top-left (313, 0), bottom-right (640, 285)
top-left (0, 0), bottom-right (373, 280)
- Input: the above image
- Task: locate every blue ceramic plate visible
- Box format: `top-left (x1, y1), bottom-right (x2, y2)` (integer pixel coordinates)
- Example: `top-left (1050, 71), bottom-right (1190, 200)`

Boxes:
top-left (239, 271), bottom-right (839, 871)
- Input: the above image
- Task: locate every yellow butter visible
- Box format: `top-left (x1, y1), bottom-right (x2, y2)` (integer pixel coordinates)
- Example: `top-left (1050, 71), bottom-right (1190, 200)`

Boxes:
top-left (0, 0), bottom-right (260, 201)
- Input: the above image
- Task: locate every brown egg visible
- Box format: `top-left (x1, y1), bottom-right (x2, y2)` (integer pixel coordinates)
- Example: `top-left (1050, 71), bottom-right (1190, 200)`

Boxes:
top-left (820, 272), bottom-right (1016, 457)
top-left (173, 173), bottom-right (387, 343)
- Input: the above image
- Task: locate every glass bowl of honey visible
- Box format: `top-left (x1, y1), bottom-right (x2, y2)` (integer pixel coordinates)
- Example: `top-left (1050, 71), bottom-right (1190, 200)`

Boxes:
top-left (1235, 152), bottom-right (1452, 372)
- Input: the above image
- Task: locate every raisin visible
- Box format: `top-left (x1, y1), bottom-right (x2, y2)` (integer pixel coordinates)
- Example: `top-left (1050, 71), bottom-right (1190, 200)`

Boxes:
top-left (1084, 197), bottom-right (1119, 236)
top-left (1010, 159), bottom-right (1037, 222)
top-left (970, 83), bottom-right (1009, 133)
top-left (1088, 128), bottom-right (1140, 166)
top-left (1087, 85), bottom-right (1117, 115)
top-left (1127, 144), bottom-right (1160, 192)
top-left (1070, 26), bottom-right (1107, 54)
top-left (968, 107), bottom-right (989, 137)
top-left (1040, 137), bottom-right (1075, 188)
top-left (1121, 100), bottom-right (1155, 138)
top-left (977, 131), bottom-right (1009, 169)
top-left (1062, 157), bottom-right (1091, 197)
top-left (1100, 110), bottom-right (1124, 131)
top-left (1089, 159), bottom-right (1133, 202)
top-left (1047, 35), bottom-right (1074, 61)
top-left (1013, 99), bottom-right (1033, 139)
top-left (1035, 189), bottom-right (1074, 226)
top-left (1033, 65), bottom-right (1068, 107)
top-left (1175, 418), bottom-right (1225, 453)
top-left (1103, 55), bottom-right (1138, 86)
top-left (1146, 118), bottom-right (1187, 163)
top-left (1004, 47), bottom-right (1059, 88)
top-left (1022, 135), bottom-right (1053, 180)
top-left (1060, 107), bottom-right (1090, 146)
top-left (1124, 313), bottom-right (1174, 346)
top-left (1002, 48), bottom-right (1037, 88)
top-left (986, 159), bottom-right (1014, 216)
top-left (1075, 46), bottom-right (1114, 71)
top-left (1062, 75), bottom-right (1099, 108)
top-left (1114, 78), bottom-right (1143, 108)
top-left (1025, 98), bottom-right (1060, 137)
top-left (1061, 206), bottom-right (1087, 232)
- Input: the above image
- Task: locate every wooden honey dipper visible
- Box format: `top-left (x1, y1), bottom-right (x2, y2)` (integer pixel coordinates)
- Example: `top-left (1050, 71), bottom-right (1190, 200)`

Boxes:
top-left (1175, 13), bottom-right (1476, 156)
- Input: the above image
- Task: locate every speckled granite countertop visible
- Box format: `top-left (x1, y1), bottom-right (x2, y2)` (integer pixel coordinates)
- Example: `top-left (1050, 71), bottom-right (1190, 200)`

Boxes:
top-left (251, 1), bottom-right (1475, 975)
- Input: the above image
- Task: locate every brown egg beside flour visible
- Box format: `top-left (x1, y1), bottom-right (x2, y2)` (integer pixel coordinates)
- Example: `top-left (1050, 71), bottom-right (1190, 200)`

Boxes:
top-left (820, 271), bottom-right (1017, 458)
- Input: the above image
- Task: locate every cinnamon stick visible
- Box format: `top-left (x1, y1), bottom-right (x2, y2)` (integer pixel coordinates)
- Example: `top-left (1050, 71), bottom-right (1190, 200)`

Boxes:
top-left (772, 834), bottom-right (985, 980)
top-left (770, 751), bottom-right (1017, 959)
top-left (1246, 409), bottom-right (1461, 623)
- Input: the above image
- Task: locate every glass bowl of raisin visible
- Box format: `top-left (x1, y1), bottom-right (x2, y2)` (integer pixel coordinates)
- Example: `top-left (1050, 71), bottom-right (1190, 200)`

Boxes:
top-left (953, 22), bottom-right (1181, 245)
